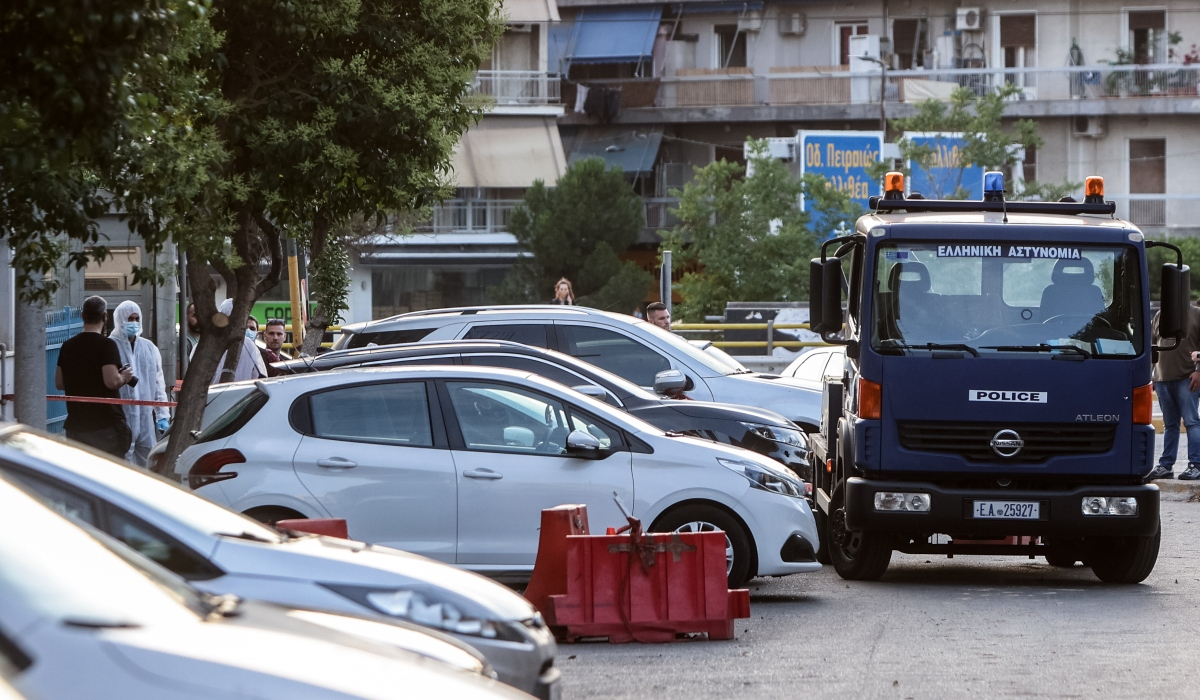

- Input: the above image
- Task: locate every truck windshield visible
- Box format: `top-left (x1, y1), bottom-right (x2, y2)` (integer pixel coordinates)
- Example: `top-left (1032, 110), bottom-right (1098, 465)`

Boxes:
top-left (871, 242), bottom-right (1143, 358)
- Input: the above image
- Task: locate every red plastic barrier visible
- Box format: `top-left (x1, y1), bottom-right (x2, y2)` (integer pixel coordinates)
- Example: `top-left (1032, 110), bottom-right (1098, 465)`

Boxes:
top-left (524, 504), bottom-right (590, 625)
top-left (276, 518), bottom-right (349, 539)
top-left (551, 530), bottom-right (750, 643)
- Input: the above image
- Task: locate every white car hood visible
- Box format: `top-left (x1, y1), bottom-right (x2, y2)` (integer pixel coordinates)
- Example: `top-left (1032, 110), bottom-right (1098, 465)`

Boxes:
top-left (211, 535), bottom-right (538, 621)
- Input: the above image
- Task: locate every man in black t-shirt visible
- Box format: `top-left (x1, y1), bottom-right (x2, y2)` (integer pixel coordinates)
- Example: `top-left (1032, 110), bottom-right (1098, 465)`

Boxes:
top-left (55, 296), bottom-right (134, 458)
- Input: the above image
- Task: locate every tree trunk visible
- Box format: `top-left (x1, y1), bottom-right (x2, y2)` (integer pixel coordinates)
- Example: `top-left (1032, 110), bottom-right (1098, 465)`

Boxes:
top-left (300, 305), bottom-right (331, 356)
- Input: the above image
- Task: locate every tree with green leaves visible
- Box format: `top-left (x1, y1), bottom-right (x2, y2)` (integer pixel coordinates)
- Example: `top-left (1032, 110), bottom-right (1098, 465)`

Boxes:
top-left (1, 0), bottom-right (219, 301)
top-left (661, 141), bottom-right (859, 322)
top-left (163, 0), bottom-right (504, 467)
top-left (491, 157), bottom-right (653, 312)
top-left (868, 83), bottom-right (1078, 201)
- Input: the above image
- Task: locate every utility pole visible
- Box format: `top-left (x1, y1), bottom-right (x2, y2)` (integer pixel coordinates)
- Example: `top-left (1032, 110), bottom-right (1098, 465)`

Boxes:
top-left (13, 292), bottom-right (46, 428)
top-left (659, 250), bottom-right (673, 319)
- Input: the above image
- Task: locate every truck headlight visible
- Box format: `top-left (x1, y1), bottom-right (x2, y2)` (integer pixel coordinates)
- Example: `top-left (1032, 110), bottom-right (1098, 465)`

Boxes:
top-left (718, 457), bottom-right (805, 497)
top-left (320, 584), bottom-right (526, 642)
top-left (874, 492), bottom-right (931, 512)
top-left (1081, 496), bottom-right (1138, 516)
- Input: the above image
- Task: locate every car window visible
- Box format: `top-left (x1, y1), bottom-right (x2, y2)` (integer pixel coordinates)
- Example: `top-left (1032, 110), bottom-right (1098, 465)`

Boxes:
top-left (196, 388), bottom-right (268, 444)
top-left (5, 472), bottom-right (98, 525)
top-left (447, 382), bottom-right (571, 455)
top-left (108, 510), bottom-right (223, 581)
top-left (821, 352), bottom-right (844, 380)
top-left (463, 324), bottom-right (551, 348)
top-left (464, 354), bottom-right (594, 391)
top-left (310, 382), bottom-right (434, 447)
top-left (558, 325), bottom-right (670, 387)
top-left (792, 351), bottom-right (829, 382)
top-left (345, 327), bottom-right (437, 349)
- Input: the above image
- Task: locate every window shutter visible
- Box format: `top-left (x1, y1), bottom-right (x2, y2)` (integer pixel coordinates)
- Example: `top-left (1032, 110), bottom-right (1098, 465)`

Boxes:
top-left (1128, 11), bottom-right (1165, 31)
top-left (1000, 15), bottom-right (1036, 47)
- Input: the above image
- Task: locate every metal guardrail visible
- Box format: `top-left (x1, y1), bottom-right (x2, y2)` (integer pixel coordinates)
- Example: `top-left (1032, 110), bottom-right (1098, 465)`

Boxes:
top-left (673, 321), bottom-right (831, 352)
top-left (644, 64), bottom-right (1200, 109)
top-left (472, 71), bottom-right (561, 106)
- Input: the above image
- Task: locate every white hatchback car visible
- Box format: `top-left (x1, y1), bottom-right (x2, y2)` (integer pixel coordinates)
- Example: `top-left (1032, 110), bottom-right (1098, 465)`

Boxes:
top-left (175, 366), bottom-right (822, 587)
top-left (779, 346), bottom-right (847, 393)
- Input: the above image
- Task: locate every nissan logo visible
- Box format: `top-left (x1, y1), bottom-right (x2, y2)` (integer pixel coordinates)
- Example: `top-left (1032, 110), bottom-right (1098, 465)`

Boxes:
top-left (991, 429), bottom-right (1024, 458)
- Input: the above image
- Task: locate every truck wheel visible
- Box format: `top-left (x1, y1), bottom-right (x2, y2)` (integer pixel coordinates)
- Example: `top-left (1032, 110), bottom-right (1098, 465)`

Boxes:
top-left (827, 488), bottom-right (891, 581)
top-left (814, 508), bottom-right (831, 565)
top-left (654, 505), bottom-right (753, 588)
top-left (1043, 538), bottom-right (1082, 567)
top-left (1087, 525), bottom-right (1161, 584)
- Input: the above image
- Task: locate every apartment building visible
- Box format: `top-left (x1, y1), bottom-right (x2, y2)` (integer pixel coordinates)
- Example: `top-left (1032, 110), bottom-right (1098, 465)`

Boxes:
top-left (347, 0), bottom-right (1200, 318)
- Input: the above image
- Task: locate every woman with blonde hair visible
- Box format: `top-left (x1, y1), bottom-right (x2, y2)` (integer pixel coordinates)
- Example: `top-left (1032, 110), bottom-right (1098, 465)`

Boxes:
top-left (551, 277), bottom-right (574, 305)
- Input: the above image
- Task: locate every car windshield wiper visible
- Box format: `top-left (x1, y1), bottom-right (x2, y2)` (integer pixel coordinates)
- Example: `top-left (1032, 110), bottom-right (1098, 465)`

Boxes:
top-left (979, 343), bottom-right (1089, 358)
top-left (216, 531), bottom-right (276, 543)
top-left (882, 342), bottom-right (979, 357)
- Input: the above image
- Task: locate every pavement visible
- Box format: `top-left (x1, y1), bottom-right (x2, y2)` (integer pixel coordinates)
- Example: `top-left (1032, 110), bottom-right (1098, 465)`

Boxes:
top-left (557, 438), bottom-right (1200, 700)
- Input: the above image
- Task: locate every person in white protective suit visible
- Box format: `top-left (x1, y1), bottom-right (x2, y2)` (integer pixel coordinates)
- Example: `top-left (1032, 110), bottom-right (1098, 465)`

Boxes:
top-left (211, 298), bottom-right (267, 384)
top-left (109, 301), bottom-right (171, 467)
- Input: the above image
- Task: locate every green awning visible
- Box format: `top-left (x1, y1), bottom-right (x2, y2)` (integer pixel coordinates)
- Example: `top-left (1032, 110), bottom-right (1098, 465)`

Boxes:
top-left (568, 130), bottom-right (663, 176)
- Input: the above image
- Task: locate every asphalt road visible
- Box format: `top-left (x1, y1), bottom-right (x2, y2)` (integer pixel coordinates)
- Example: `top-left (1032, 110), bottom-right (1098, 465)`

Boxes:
top-left (559, 493), bottom-right (1200, 700)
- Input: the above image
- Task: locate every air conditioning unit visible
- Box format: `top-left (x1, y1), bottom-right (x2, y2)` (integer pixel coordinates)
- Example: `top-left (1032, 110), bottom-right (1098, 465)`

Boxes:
top-left (737, 10), bottom-right (763, 33)
top-left (956, 7), bottom-right (984, 31)
top-left (1072, 115), bottom-right (1106, 139)
top-left (778, 12), bottom-right (807, 36)
top-left (507, 23), bottom-right (534, 33)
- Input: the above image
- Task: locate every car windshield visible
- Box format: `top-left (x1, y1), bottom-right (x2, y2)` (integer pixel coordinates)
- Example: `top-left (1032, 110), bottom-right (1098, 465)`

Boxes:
top-left (633, 318), bottom-right (746, 375)
top-left (0, 477), bottom-right (201, 626)
top-left (0, 430), bottom-right (282, 544)
top-left (872, 242), bottom-right (1143, 358)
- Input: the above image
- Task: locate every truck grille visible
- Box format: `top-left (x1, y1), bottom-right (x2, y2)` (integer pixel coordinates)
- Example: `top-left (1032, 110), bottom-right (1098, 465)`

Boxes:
top-left (896, 421), bottom-right (1117, 463)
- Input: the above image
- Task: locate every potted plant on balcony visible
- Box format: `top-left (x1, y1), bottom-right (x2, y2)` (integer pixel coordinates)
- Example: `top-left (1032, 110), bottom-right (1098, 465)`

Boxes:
top-left (1167, 35), bottom-right (1200, 96)
top-left (1101, 47), bottom-right (1135, 97)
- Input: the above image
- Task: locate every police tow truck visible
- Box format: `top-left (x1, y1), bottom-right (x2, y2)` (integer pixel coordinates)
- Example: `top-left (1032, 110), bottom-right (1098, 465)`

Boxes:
top-left (806, 171), bottom-right (1189, 583)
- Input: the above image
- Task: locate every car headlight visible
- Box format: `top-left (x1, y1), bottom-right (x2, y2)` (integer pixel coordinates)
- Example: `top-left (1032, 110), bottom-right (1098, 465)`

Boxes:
top-left (717, 457), bottom-right (805, 497)
top-left (740, 422), bottom-right (808, 449)
top-left (320, 584), bottom-right (527, 643)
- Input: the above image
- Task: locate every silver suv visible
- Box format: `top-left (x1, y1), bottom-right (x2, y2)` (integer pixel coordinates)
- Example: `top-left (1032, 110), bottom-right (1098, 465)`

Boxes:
top-left (336, 306), bottom-right (822, 430)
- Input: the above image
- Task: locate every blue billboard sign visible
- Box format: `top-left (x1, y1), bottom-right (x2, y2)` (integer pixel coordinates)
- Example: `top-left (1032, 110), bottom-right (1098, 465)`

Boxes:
top-left (798, 130), bottom-right (883, 213)
top-left (906, 132), bottom-right (984, 200)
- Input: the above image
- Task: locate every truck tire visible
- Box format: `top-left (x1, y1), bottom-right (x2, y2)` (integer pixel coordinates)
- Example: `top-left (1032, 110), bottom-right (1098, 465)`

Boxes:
top-left (1087, 525), bottom-right (1160, 584)
top-left (827, 487), bottom-right (891, 581)
top-left (653, 505), bottom-right (753, 588)
top-left (1043, 538), bottom-right (1083, 567)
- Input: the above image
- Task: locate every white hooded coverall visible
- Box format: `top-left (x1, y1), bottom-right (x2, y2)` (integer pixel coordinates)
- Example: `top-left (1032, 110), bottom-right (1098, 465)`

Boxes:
top-left (109, 301), bottom-right (170, 467)
top-left (211, 298), bottom-right (267, 384)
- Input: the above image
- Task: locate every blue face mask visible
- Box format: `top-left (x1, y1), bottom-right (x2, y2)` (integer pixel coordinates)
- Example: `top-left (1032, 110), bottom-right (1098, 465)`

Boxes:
top-left (246, 329), bottom-right (257, 340)
top-left (123, 322), bottom-right (140, 338)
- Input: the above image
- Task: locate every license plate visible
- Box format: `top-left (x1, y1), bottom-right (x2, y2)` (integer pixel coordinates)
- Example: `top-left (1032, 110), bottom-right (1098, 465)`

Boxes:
top-left (972, 500), bottom-right (1040, 520)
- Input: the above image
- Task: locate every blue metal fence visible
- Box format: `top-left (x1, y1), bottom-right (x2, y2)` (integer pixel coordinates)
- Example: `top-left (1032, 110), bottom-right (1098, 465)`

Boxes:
top-left (45, 307), bottom-right (84, 434)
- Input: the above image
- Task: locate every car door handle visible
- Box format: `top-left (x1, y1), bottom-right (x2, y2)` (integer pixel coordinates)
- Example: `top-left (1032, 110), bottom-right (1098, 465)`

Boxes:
top-left (463, 469), bottom-right (503, 481)
top-left (316, 458), bottom-right (357, 469)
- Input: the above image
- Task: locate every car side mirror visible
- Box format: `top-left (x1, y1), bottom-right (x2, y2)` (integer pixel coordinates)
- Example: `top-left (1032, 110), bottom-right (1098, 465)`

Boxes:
top-left (565, 430), bottom-right (602, 456)
top-left (653, 369), bottom-right (689, 394)
top-left (571, 384), bottom-right (608, 399)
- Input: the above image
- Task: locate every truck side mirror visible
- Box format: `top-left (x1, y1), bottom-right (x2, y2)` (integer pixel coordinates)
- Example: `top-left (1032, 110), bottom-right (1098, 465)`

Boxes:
top-left (1160, 263), bottom-right (1191, 338)
top-left (820, 258), bottom-right (844, 334)
top-left (809, 258), bottom-right (825, 331)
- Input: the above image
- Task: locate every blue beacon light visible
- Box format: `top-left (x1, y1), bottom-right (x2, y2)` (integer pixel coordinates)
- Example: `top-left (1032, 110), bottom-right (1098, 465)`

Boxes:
top-left (983, 171), bottom-right (1005, 203)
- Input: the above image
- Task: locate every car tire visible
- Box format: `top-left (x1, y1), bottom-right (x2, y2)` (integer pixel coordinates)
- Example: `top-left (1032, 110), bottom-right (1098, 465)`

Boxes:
top-left (813, 508), bottom-right (832, 565)
top-left (653, 505), bottom-right (753, 589)
top-left (827, 486), bottom-right (891, 581)
top-left (1087, 524), bottom-right (1160, 584)
top-left (243, 505), bottom-right (307, 526)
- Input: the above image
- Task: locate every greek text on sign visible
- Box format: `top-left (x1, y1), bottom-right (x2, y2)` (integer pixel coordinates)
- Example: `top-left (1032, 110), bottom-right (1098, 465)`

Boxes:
top-left (937, 245), bottom-right (1082, 259)
top-left (969, 390), bottom-right (1048, 403)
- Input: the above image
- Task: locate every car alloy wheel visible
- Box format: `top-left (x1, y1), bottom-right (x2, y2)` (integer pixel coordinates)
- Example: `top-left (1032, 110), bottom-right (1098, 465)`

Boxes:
top-left (671, 520), bottom-right (734, 575)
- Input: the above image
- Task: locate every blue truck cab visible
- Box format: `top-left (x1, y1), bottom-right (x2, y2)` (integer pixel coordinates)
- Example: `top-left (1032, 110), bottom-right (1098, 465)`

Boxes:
top-left (807, 172), bottom-right (1192, 584)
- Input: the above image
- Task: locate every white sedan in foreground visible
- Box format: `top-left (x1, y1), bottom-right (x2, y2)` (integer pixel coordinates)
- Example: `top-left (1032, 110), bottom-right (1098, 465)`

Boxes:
top-left (0, 476), bottom-right (529, 700)
top-left (175, 366), bottom-right (822, 587)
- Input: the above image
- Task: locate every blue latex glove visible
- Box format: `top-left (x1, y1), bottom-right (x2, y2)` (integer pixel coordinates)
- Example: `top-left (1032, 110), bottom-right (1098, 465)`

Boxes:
top-left (157, 418), bottom-right (170, 432)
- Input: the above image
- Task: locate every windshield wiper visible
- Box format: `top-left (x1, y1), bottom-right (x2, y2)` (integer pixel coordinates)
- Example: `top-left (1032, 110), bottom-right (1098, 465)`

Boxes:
top-left (980, 343), bottom-right (1089, 358)
top-left (883, 342), bottom-right (979, 358)
top-left (216, 531), bottom-right (275, 543)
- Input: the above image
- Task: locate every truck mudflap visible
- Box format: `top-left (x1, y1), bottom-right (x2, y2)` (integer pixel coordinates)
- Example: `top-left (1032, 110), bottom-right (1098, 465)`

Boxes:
top-left (844, 478), bottom-right (1160, 538)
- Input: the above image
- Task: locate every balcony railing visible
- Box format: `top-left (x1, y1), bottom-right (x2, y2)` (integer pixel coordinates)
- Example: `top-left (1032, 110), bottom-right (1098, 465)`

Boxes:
top-left (635, 64), bottom-right (1200, 109)
top-left (417, 199), bottom-right (525, 234)
top-left (473, 70), bottom-right (561, 106)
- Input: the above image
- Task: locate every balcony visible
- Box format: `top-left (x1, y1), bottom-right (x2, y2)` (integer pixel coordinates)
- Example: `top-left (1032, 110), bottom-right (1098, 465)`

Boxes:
top-left (565, 64), bottom-right (1200, 123)
top-left (418, 197), bottom-right (683, 237)
top-left (472, 70), bottom-right (561, 106)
